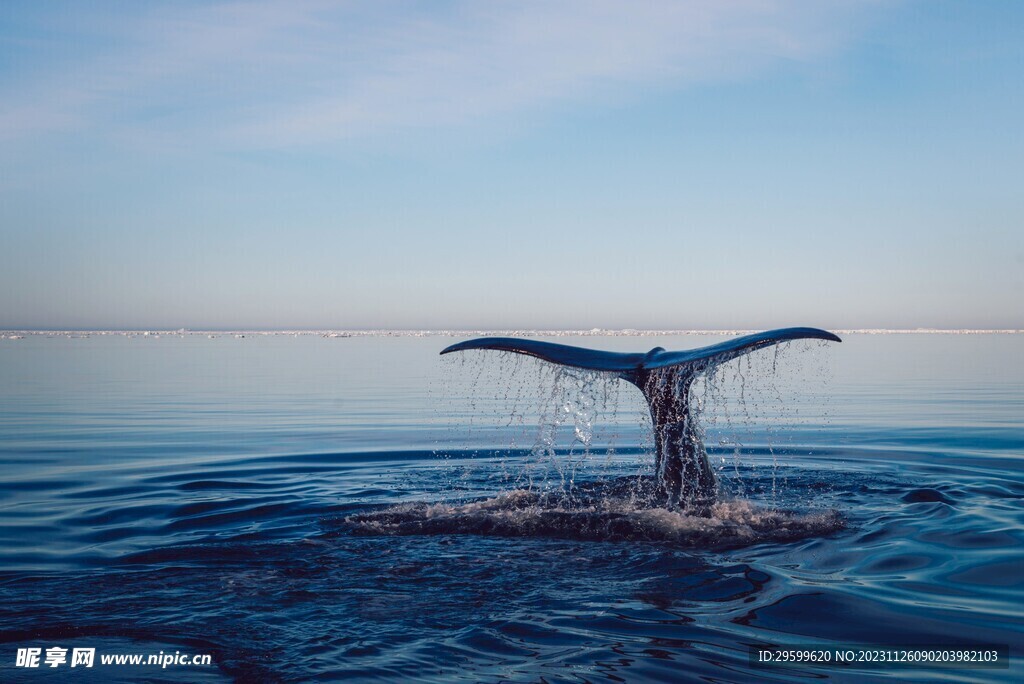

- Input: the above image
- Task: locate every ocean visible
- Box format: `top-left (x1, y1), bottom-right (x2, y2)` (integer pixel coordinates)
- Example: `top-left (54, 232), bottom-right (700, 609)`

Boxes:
top-left (0, 332), bottom-right (1021, 682)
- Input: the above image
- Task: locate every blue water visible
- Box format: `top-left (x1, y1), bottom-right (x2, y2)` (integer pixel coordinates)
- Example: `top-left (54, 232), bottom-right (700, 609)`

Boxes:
top-left (0, 333), bottom-right (1022, 682)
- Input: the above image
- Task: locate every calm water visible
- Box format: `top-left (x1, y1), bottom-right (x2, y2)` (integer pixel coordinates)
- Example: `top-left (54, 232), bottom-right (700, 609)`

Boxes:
top-left (0, 333), bottom-right (1022, 682)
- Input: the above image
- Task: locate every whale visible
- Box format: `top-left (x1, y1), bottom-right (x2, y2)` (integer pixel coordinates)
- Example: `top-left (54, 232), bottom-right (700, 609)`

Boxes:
top-left (441, 327), bottom-right (841, 510)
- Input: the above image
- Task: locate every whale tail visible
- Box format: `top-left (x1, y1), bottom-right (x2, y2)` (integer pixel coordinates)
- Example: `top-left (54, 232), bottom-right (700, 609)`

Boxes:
top-left (441, 328), bottom-right (841, 508)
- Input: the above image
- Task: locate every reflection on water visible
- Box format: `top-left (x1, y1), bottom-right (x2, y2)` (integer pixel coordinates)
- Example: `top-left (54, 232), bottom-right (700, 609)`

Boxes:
top-left (0, 334), bottom-right (1022, 682)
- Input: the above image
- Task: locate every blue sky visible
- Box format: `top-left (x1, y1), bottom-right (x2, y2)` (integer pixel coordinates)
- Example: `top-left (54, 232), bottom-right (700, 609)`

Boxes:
top-left (1, 1), bottom-right (1021, 330)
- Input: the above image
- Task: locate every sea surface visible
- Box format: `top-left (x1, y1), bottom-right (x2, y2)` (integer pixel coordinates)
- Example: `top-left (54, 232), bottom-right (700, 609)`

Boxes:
top-left (0, 333), bottom-right (1021, 682)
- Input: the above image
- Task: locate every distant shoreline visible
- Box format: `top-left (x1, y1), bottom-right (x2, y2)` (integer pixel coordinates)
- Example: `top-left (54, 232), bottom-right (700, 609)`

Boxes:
top-left (2, 328), bottom-right (1022, 339)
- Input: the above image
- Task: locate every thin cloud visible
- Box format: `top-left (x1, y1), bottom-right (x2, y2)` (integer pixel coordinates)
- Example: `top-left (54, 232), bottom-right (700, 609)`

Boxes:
top-left (0, 1), bottom-right (875, 147)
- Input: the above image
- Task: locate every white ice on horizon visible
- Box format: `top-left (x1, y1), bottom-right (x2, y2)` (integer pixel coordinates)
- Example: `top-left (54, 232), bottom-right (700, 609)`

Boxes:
top-left (1, 328), bottom-right (1021, 339)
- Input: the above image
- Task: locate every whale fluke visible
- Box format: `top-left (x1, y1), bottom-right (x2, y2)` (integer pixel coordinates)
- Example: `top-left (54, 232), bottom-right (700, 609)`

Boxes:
top-left (440, 328), bottom-right (839, 373)
top-left (441, 328), bottom-right (841, 510)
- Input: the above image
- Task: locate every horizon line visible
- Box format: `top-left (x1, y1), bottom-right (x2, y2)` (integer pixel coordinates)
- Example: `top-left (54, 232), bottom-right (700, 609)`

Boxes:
top-left (3, 328), bottom-right (1023, 337)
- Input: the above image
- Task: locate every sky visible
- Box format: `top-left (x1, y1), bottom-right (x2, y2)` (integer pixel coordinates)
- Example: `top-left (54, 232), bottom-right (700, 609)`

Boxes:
top-left (0, 1), bottom-right (1021, 330)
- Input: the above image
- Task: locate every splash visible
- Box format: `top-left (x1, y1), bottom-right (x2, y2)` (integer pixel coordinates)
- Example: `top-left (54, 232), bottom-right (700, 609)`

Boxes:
top-left (346, 480), bottom-right (844, 548)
